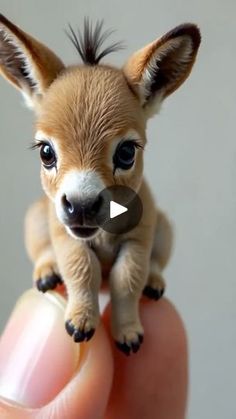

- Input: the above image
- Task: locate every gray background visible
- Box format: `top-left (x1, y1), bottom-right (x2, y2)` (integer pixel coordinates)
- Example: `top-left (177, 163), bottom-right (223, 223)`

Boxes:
top-left (0, 0), bottom-right (235, 418)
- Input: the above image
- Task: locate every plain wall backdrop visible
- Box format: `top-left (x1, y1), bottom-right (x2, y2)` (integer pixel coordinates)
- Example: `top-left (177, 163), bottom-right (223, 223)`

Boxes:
top-left (0, 0), bottom-right (235, 418)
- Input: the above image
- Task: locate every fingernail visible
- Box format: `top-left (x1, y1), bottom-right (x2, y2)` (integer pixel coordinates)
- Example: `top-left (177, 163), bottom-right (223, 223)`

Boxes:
top-left (0, 289), bottom-right (80, 408)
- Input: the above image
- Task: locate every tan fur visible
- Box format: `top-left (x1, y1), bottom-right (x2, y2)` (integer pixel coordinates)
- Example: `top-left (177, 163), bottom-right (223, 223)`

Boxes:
top-left (0, 15), bottom-right (200, 353)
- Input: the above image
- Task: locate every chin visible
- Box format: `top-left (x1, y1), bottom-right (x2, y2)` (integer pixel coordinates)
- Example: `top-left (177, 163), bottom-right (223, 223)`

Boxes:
top-left (66, 226), bottom-right (100, 240)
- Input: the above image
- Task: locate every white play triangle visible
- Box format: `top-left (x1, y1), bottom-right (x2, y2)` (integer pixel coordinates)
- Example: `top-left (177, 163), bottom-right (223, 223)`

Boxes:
top-left (110, 200), bottom-right (128, 219)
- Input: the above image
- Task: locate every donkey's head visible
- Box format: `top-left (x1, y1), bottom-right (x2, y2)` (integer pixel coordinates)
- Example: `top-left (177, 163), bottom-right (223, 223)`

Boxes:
top-left (0, 14), bottom-right (200, 239)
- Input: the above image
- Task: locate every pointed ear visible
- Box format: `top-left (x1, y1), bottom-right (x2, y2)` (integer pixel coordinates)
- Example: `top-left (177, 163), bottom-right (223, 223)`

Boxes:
top-left (0, 14), bottom-right (65, 108)
top-left (123, 23), bottom-right (201, 116)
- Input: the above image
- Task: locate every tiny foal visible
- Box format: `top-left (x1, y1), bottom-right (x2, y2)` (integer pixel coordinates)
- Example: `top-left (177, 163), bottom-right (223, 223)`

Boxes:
top-left (0, 15), bottom-right (200, 354)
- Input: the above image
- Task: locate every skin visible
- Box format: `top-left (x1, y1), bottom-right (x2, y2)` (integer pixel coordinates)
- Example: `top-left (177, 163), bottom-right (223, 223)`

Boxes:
top-left (0, 293), bottom-right (188, 419)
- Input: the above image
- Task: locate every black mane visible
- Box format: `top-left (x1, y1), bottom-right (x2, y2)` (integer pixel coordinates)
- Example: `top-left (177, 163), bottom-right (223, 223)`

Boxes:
top-left (66, 18), bottom-right (123, 65)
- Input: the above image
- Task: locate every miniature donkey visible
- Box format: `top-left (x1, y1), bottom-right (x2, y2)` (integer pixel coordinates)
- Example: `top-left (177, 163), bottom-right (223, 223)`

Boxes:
top-left (0, 14), bottom-right (200, 354)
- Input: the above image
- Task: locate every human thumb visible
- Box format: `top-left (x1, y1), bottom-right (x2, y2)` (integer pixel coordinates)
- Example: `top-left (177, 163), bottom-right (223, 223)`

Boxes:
top-left (0, 289), bottom-right (113, 419)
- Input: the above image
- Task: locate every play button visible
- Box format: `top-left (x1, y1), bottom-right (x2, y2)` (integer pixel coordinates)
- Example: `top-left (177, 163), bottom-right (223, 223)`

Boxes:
top-left (110, 201), bottom-right (128, 219)
top-left (95, 185), bottom-right (143, 235)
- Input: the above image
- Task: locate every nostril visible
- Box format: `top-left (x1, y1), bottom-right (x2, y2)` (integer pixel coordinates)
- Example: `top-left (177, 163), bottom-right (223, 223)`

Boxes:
top-left (62, 194), bottom-right (74, 215)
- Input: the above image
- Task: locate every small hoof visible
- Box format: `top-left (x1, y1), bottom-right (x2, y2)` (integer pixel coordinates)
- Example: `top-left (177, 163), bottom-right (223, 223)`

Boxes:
top-left (115, 334), bottom-right (144, 356)
top-left (36, 274), bottom-right (62, 293)
top-left (143, 285), bottom-right (164, 301)
top-left (65, 320), bottom-right (95, 343)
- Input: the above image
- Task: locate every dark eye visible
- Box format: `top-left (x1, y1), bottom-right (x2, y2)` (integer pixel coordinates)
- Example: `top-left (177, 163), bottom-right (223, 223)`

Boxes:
top-left (40, 143), bottom-right (56, 169)
top-left (113, 140), bottom-right (137, 171)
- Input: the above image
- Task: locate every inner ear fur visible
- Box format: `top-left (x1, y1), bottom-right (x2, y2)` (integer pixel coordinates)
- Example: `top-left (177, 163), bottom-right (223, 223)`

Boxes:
top-left (0, 14), bottom-right (64, 105)
top-left (123, 23), bottom-right (201, 110)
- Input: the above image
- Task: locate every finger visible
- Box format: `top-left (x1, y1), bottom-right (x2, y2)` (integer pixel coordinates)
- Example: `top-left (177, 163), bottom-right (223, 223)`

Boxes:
top-left (0, 289), bottom-right (113, 419)
top-left (103, 298), bottom-right (188, 419)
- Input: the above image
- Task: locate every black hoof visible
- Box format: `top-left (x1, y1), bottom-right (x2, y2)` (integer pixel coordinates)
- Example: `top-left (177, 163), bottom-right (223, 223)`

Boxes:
top-left (143, 285), bottom-right (164, 301)
top-left (115, 334), bottom-right (144, 356)
top-left (36, 274), bottom-right (62, 293)
top-left (116, 341), bottom-right (131, 356)
top-left (65, 320), bottom-right (95, 343)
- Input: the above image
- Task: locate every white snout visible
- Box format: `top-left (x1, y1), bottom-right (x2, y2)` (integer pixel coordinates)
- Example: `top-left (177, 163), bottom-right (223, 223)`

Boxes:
top-left (55, 169), bottom-right (105, 225)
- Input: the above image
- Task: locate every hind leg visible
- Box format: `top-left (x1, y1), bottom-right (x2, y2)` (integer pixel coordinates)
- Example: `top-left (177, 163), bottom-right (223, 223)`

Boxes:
top-left (25, 196), bottom-right (62, 292)
top-left (143, 210), bottom-right (173, 300)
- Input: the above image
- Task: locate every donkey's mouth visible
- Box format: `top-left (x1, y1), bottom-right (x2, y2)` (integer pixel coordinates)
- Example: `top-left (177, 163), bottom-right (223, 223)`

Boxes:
top-left (69, 226), bottom-right (99, 239)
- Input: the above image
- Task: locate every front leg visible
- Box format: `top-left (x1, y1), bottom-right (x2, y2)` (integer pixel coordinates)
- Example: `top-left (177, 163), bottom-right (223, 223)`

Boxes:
top-left (52, 229), bottom-right (101, 343)
top-left (109, 240), bottom-right (150, 355)
top-left (25, 197), bottom-right (62, 293)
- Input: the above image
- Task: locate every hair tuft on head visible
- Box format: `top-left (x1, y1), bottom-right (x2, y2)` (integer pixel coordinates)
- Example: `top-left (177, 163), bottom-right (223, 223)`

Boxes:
top-left (66, 18), bottom-right (124, 65)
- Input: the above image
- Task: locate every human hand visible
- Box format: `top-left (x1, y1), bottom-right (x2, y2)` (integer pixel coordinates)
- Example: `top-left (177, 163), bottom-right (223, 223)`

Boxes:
top-left (0, 289), bottom-right (187, 419)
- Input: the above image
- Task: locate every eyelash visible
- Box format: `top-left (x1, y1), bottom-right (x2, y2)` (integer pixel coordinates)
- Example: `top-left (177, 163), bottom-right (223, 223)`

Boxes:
top-left (125, 140), bottom-right (143, 150)
top-left (30, 140), bottom-right (48, 150)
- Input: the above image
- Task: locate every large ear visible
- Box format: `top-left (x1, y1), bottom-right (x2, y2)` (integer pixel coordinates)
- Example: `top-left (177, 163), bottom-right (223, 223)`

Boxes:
top-left (0, 14), bottom-right (65, 108)
top-left (123, 23), bottom-right (201, 116)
